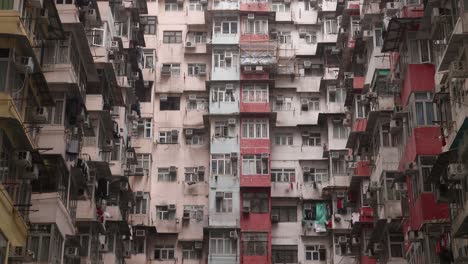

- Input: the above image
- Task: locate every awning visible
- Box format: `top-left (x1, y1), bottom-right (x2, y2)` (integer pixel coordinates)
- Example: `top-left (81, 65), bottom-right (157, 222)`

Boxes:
top-left (63, 23), bottom-right (99, 83)
top-left (382, 17), bottom-right (421, 52)
top-left (0, 94), bottom-right (34, 150)
top-left (428, 149), bottom-right (459, 183)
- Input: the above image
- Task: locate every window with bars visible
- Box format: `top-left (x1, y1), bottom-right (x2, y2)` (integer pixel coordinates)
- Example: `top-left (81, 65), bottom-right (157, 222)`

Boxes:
top-left (184, 167), bottom-right (204, 182)
top-left (242, 193), bottom-right (269, 213)
top-left (274, 133), bottom-right (293, 145)
top-left (242, 84), bottom-right (269, 102)
top-left (154, 246), bottom-right (175, 260)
top-left (271, 168), bottom-right (295, 182)
top-left (242, 155), bottom-right (269, 175)
top-left (241, 119), bottom-right (269, 138)
top-left (242, 232), bottom-right (268, 256)
top-left (211, 154), bottom-right (232, 175)
top-left (305, 245), bottom-right (327, 261)
top-left (271, 207), bottom-right (297, 222)
top-left (272, 245), bottom-right (298, 263)
top-left (215, 192), bottom-right (233, 212)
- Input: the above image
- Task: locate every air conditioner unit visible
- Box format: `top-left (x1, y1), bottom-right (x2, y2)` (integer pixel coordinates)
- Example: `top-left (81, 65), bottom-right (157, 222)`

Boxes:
top-left (247, 13), bottom-right (255, 20)
top-left (228, 118), bottom-right (236, 126)
top-left (185, 129), bottom-right (194, 136)
top-left (160, 94), bottom-right (168, 101)
top-left (230, 152), bottom-right (238, 160)
top-left (183, 210), bottom-right (191, 220)
top-left (15, 151), bottom-right (32, 167)
top-left (198, 166), bottom-right (205, 174)
top-left (303, 166), bottom-right (311, 174)
top-left (448, 164), bottom-right (467, 180)
top-left (330, 152), bottom-right (340, 159)
top-left (261, 153), bottom-right (269, 160)
top-left (243, 200), bottom-right (251, 213)
top-left (229, 231), bottom-right (238, 239)
top-left (66, 247), bottom-right (79, 257)
top-left (373, 243), bottom-right (384, 254)
top-left (338, 236), bottom-right (348, 244)
top-left (303, 61), bottom-right (312, 68)
top-left (225, 83), bottom-right (234, 92)
top-left (32, 107), bottom-right (48, 123)
top-left (405, 162), bottom-right (418, 172)
top-left (215, 191), bottom-right (224, 198)
top-left (255, 66), bottom-right (263, 72)
top-left (168, 204), bottom-right (176, 210)
top-left (271, 214), bottom-right (279, 222)
top-left (185, 41), bottom-right (194, 48)
top-left (110, 41), bottom-right (119, 50)
top-left (363, 30), bottom-right (373, 39)
top-left (194, 242), bottom-right (203, 249)
top-left (188, 94), bottom-right (197, 101)
top-left (344, 155), bottom-right (353, 162)
top-left (161, 66), bottom-right (172, 75)
top-left (244, 66), bottom-right (253, 72)
top-left (135, 230), bottom-right (146, 237)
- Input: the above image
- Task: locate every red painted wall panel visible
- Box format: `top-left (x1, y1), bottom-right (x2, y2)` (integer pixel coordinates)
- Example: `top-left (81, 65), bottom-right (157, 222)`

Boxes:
top-left (242, 254), bottom-right (271, 264)
top-left (354, 160), bottom-right (370, 177)
top-left (400, 64), bottom-right (435, 105)
top-left (240, 175), bottom-right (271, 187)
top-left (407, 191), bottom-right (449, 231)
top-left (240, 34), bottom-right (270, 42)
top-left (398, 127), bottom-right (442, 170)
top-left (240, 139), bottom-right (270, 151)
top-left (240, 2), bottom-right (269, 11)
top-left (361, 255), bottom-right (377, 264)
top-left (400, 5), bottom-right (424, 18)
top-left (240, 72), bottom-right (270, 81)
top-left (240, 102), bottom-right (270, 113)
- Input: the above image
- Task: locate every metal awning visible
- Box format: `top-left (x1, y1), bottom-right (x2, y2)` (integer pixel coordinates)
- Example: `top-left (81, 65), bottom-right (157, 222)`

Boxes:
top-left (382, 17), bottom-right (421, 52)
top-left (428, 149), bottom-right (458, 183)
top-left (63, 23), bottom-right (99, 83)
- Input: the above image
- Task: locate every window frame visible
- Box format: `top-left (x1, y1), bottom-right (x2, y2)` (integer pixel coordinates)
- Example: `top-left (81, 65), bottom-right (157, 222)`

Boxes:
top-left (163, 31), bottom-right (183, 43)
top-left (241, 119), bottom-right (269, 139)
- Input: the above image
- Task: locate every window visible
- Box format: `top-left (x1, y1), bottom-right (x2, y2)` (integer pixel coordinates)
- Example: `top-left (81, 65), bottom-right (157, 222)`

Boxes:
top-left (242, 19), bottom-right (268, 34)
top-left (159, 131), bottom-right (178, 144)
top-left (114, 22), bottom-right (128, 37)
top-left (355, 96), bottom-right (367, 118)
top-left (242, 193), bottom-right (269, 213)
top-left (186, 96), bottom-right (208, 110)
top-left (183, 243), bottom-right (201, 259)
top-left (1, 0), bottom-right (13, 9)
top-left (47, 92), bottom-right (65, 125)
top-left (309, 98), bottom-right (320, 110)
top-left (271, 2), bottom-right (290, 12)
top-left (163, 31), bottom-right (182, 43)
top-left (137, 154), bottom-right (152, 176)
top-left (303, 168), bottom-right (329, 183)
top-left (132, 239), bottom-right (145, 254)
top-left (212, 85), bottom-right (235, 102)
top-left (389, 234), bottom-right (404, 258)
top-left (144, 16), bottom-right (157, 34)
top-left (242, 232), bottom-right (268, 256)
top-left (271, 207), bottom-right (297, 222)
top-left (143, 50), bottom-right (154, 68)
top-left (188, 64), bottom-right (207, 76)
top-left (273, 96), bottom-right (293, 111)
top-left (184, 167), bottom-right (204, 182)
top-left (158, 168), bottom-right (177, 182)
top-left (332, 158), bottom-right (346, 175)
top-left (186, 134), bottom-right (205, 145)
top-left (324, 19), bottom-right (338, 34)
top-left (188, 32), bottom-right (207, 43)
top-left (278, 32), bottom-right (292, 44)
top-left (183, 205), bottom-right (204, 220)
top-left (414, 92), bottom-right (436, 126)
top-left (332, 123), bottom-right (348, 139)
top-left (29, 232), bottom-right (51, 262)
top-left (132, 192), bottom-right (149, 214)
top-left (89, 28), bottom-right (104, 46)
top-left (214, 50), bottom-right (239, 68)
top-left (211, 154), bottom-right (232, 175)
top-left (242, 119), bottom-right (269, 138)
top-left (210, 231), bottom-right (237, 255)
top-left (165, 0), bottom-right (182, 11)
top-left (161, 63), bottom-right (181, 76)
top-left (189, 0), bottom-right (204, 10)
top-left (215, 192), bottom-right (233, 212)
top-left (374, 28), bottom-right (383, 47)
top-left (160, 95), bottom-right (181, 110)
top-left (274, 134), bottom-right (293, 145)
top-left (420, 155), bottom-right (436, 193)
top-left (214, 121), bottom-right (229, 137)
top-left (299, 64), bottom-right (323, 76)
top-left (385, 174), bottom-right (404, 201)
top-left (271, 168), bottom-right (295, 182)
top-left (242, 84), bottom-right (268, 103)
top-left (409, 38), bottom-right (431, 63)
top-left (329, 87), bottom-right (346, 103)
top-left (242, 155), bottom-right (269, 175)
top-left (214, 18), bottom-right (238, 35)
top-left (303, 132), bottom-right (321, 146)
top-left (305, 245), bottom-right (327, 261)
top-left (137, 118), bottom-right (152, 138)
top-left (272, 245), bottom-right (298, 264)
top-left (156, 206), bottom-right (176, 220)
top-left (380, 122), bottom-right (394, 147)
top-left (305, 32), bottom-right (317, 44)
top-left (154, 246), bottom-right (175, 260)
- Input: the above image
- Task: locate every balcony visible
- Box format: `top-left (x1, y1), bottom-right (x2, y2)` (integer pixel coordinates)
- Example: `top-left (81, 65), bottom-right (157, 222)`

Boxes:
top-left (398, 127), bottom-right (442, 170)
top-left (354, 161), bottom-right (371, 177)
top-left (0, 185), bottom-right (28, 247)
top-left (209, 0), bottom-right (239, 10)
top-left (212, 33), bottom-right (239, 45)
top-left (408, 193), bottom-right (449, 230)
top-left (400, 64), bottom-right (435, 105)
top-left (437, 14), bottom-right (468, 72)
top-left (240, 175), bottom-right (271, 187)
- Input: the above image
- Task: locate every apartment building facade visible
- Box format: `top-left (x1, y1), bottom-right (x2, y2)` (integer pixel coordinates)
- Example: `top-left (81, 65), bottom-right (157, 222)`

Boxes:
top-left (2, 0), bottom-right (468, 263)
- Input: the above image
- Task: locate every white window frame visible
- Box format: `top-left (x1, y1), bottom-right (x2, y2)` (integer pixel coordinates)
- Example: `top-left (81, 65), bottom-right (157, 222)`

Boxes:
top-left (165, 0), bottom-right (182, 11)
top-left (271, 2), bottom-right (289, 12)
top-left (241, 119), bottom-right (269, 139)
top-left (89, 28), bottom-right (105, 47)
top-left (188, 64), bottom-right (207, 76)
top-left (187, 97), bottom-right (208, 111)
top-left (162, 63), bottom-right (181, 76)
top-left (242, 83), bottom-right (269, 103)
top-left (305, 245), bottom-right (327, 261)
top-left (215, 192), bottom-right (233, 213)
top-left (242, 18), bottom-right (268, 35)
top-left (158, 131), bottom-right (177, 144)
top-left (184, 167), bottom-right (204, 182)
top-left (332, 123), bottom-right (348, 139)
top-left (210, 231), bottom-right (237, 255)
top-left (143, 50), bottom-right (154, 69)
top-left (274, 133), bottom-right (293, 145)
top-left (137, 154), bottom-right (152, 176)
top-left (211, 154), bottom-right (232, 175)
top-left (303, 132), bottom-right (321, 146)
top-left (242, 154), bottom-right (269, 175)
top-left (271, 168), bottom-right (295, 182)
top-left (154, 246), bottom-right (175, 260)
top-left (273, 96), bottom-right (293, 111)
top-left (212, 85), bottom-right (236, 102)
top-left (156, 206), bottom-right (176, 220)
top-left (214, 50), bottom-right (239, 68)
top-left (278, 32), bottom-right (292, 44)
top-left (304, 168), bottom-right (329, 183)
top-left (132, 192), bottom-right (149, 214)
top-left (157, 168), bottom-right (176, 182)
top-left (186, 134), bottom-right (205, 145)
top-left (214, 18), bottom-right (238, 35)
top-left (188, 0), bottom-right (204, 10)
top-left (324, 19), bottom-right (338, 34)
